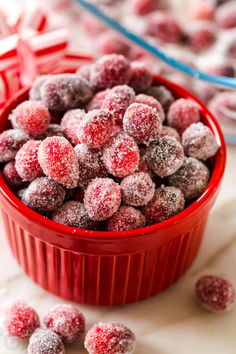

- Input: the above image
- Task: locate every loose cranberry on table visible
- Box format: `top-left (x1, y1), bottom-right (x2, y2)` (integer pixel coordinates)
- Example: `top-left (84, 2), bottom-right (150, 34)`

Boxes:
top-left (132, 0), bottom-right (163, 15)
top-left (186, 22), bottom-right (216, 52)
top-left (215, 1), bottom-right (236, 28)
top-left (27, 328), bottom-right (65, 354)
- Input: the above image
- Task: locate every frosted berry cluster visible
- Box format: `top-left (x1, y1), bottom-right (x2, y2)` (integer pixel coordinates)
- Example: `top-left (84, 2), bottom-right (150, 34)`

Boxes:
top-left (0, 54), bottom-right (219, 232)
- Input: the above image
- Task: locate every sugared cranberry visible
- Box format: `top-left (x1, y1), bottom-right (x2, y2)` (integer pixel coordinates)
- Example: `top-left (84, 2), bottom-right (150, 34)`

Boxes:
top-left (38, 137), bottom-right (79, 189)
top-left (86, 89), bottom-right (110, 111)
top-left (84, 178), bottom-right (121, 221)
top-left (97, 31), bottom-right (131, 56)
top-left (121, 172), bottom-right (155, 206)
top-left (90, 54), bottom-right (131, 90)
top-left (22, 177), bottom-right (66, 213)
top-left (123, 103), bottom-right (162, 145)
top-left (29, 75), bottom-right (51, 101)
top-left (84, 322), bottom-right (136, 354)
top-left (61, 109), bottom-right (85, 145)
top-left (146, 11), bottom-right (182, 43)
top-left (27, 328), bottom-right (65, 354)
top-left (38, 124), bottom-right (64, 139)
top-left (3, 301), bottom-right (40, 339)
top-left (74, 144), bottom-right (107, 189)
top-left (101, 85), bottom-right (135, 125)
top-left (144, 186), bottom-right (185, 225)
top-left (168, 157), bottom-right (210, 200)
top-left (107, 205), bottom-right (146, 231)
top-left (215, 2), bottom-right (236, 28)
top-left (196, 275), bottom-right (236, 312)
top-left (186, 22), bottom-right (216, 51)
top-left (193, 81), bottom-right (220, 104)
top-left (205, 61), bottom-right (235, 77)
top-left (135, 94), bottom-right (165, 122)
top-left (161, 125), bottom-right (180, 141)
top-left (81, 13), bottom-right (107, 37)
top-left (129, 61), bottom-right (153, 93)
top-left (182, 122), bottom-right (219, 160)
top-left (11, 101), bottom-right (51, 136)
top-left (167, 98), bottom-right (201, 134)
top-left (188, 0), bottom-right (215, 20)
top-left (40, 74), bottom-right (93, 111)
top-left (132, 0), bottom-right (163, 15)
top-left (44, 304), bottom-right (85, 343)
top-left (2, 161), bottom-right (27, 190)
top-left (146, 137), bottom-right (184, 177)
top-left (146, 85), bottom-right (174, 112)
top-left (208, 92), bottom-right (236, 126)
top-left (52, 201), bottom-right (98, 229)
top-left (227, 38), bottom-right (236, 59)
top-left (77, 109), bottom-right (115, 149)
top-left (15, 140), bottom-right (44, 182)
top-left (76, 64), bottom-right (94, 82)
top-left (103, 133), bottom-right (140, 178)
top-left (0, 129), bottom-right (29, 163)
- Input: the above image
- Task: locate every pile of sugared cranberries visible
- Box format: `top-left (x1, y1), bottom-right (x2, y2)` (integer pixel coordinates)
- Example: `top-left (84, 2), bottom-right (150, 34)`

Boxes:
top-left (0, 54), bottom-right (219, 232)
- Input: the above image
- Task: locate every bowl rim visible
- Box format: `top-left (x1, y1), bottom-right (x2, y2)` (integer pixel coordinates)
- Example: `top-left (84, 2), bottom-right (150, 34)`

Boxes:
top-left (0, 75), bottom-right (226, 240)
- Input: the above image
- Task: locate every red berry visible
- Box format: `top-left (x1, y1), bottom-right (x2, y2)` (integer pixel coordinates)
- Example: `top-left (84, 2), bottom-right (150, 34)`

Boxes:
top-left (121, 172), bottom-right (155, 206)
top-left (2, 161), bottom-right (27, 190)
top-left (208, 92), bottom-right (236, 125)
top-left (167, 98), bottom-right (201, 134)
top-left (81, 13), bottom-right (107, 37)
top-left (107, 205), bottom-right (146, 231)
top-left (90, 54), bottom-right (131, 90)
top-left (205, 61), bottom-right (235, 77)
top-left (28, 328), bottom-right (65, 354)
top-left (182, 122), bottom-right (219, 160)
top-left (188, 0), bottom-right (215, 20)
top-left (186, 22), bottom-right (216, 51)
top-left (44, 304), bottom-right (85, 343)
top-left (74, 144), bottom-right (108, 189)
top-left (144, 186), bottom-right (185, 225)
top-left (40, 74), bottom-right (93, 111)
top-left (132, 0), bottom-right (163, 15)
top-left (61, 109), bottom-right (85, 145)
top-left (135, 94), bottom-right (165, 122)
top-left (86, 89), bottom-right (110, 111)
top-left (22, 177), bottom-right (66, 213)
top-left (227, 38), bottom-right (236, 59)
top-left (97, 31), bottom-right (131, 56)
top-left (84, 322), bottom-right (136, 354)
top-left (103, 133), bottom-right (140, 178)
top-left (145, 137), bottom-right (184, 177)
top-left (38, 137), bottom-right (79, 189)
top-left (3, 301), bottom-right (40, 339)
top-left (161, 125), bottom-right (180, 141)
top-left (11, 101), bottom-right (51, 136)
top-left (76, 64), bottom-right (94, 82)
top-left (29, 75), bottom-right (52, 101)
top-left (196, 275), bottom-right (236, 312)
top-left (123, 103), bottom-right (162, 145)
top-left (215, 2), bottom-right (236, 28)
top-left (193, 81), bottom-right (220, 104)
top-left (84, 178), bottom-right (121, 221)
top-left (129, 61), bottom-right (153, 93)
top-left (101, 85), bottom-right (135, 125)
top-left (15, 140), bottom-right (44, 182)
top-left (0, 129), bottom-right (29, 163)
top-left (146, 85), bottom-right (174, 113)
top-left (168, 157), bottom-right (210, 200)
top-left (146, 11), bottom-right (182, 43)
top-left (77, 109), bottom-right (115, 149)
top-left (38, 124), bottom-right (64, 139)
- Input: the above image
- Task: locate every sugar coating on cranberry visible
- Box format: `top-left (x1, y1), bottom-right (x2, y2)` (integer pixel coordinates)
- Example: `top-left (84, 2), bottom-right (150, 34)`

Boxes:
top-left (161, 125), bottom-right (181, 141)
top-left (84, 178), bottom-right (121, 221)
top-left (11, 101), bottom-right (51, 136)
top-left (2, 161), bottom-right (27, 190)
top-left (40, 74), bottom-right (93, 111)
top-left (144, 186), bottom-right (185, 225)
top-left (77, 109), bottom-right (115, 149)
top-left (97, 31), bottom-right (131, 56)
top-left (123, 103), bottom-right (162, 145)
top-left (186, 22), bottom-right (216, 51)
top-left (135, 94), bottom-right (165, 122)
top-left (107, 205), bottom-right (146, 231)
top-left (129, 61), bottom-right (153, 93)
top-left (0, 129), bottom-right (29, 163)
top-left (38, 137), bottom-right (79, 189)
top-left (3, 300), bottom-right (40, 339)
top-left (86, 89), bottom-right (110, 111)
top-left (52, 201), bottom-right (98, 230)
top-left (101, 85), bottom-right (135, 125)
top-left (44, 304), bottom-right (85, 343)
top-left (103, 133), bottom-right (140, 178)
top-left (182, 122), bottom-right (219, 160)
top-left (215, 2), bottom-right (236, 28)
top-left (188, 0), bottom-right (215, 20)
top-left (205, 61), bottom-right (235, 78)
top-left (27, 328), bottom-right (65, 354)
top-left (146, 11), bottom-right (182, 43)
top-left (146, 85), bottom-right (174, 113)
top-left (29, 75), bottom-right (52, 101)
top-left (168, 157), bottom-right (210, 200)
top-left (84, 322), bottom-right (136, 354)
top-left (167, 98), bottom-right (201, 134)
top-left (22, 177), bottom-right (66, 213)
top-left (193, 81), bottom-right (219, 104)
top-left (74, 144), bottom-right (108, 189)
top-left (146, 137), bottom-right (184, 177)
top-left (208, 91), bottom-right (236, 124)
top-left (121, 172), bottom-right (155, 206)
top-left (76, 64), bottom-right (94, 82)
top-left (39, 124), bottom-right (64, 139)
top-left (15, 140), bottom-right (44, 182)
top-left (196, 275), bottom-right (236, 313)
top-left (132, 0), bottom-right (162, 15)
top-left (61, 109), bottom-right (85, 145)
top-left (90, 54), bottom-right (131, 90)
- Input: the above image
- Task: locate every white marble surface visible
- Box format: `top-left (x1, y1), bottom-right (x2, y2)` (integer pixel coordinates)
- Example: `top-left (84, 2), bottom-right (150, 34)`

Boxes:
top-left (0, 145), bottom-right (236, 354)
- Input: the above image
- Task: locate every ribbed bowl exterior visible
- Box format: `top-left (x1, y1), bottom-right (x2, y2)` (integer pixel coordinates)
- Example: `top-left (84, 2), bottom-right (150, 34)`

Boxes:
top-left (0, 75), bottom-right (226, 305)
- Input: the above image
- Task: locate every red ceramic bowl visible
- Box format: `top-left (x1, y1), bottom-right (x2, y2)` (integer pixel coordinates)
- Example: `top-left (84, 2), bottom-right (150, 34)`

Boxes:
top-left (0, 75), bottom-right (226, 306)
